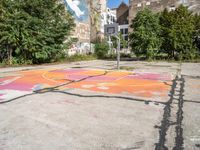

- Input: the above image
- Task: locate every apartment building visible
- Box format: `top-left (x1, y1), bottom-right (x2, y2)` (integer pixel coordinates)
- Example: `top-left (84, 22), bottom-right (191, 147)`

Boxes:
top-left (114, 2), bottom-right (129, 44)
top-left (129, 0), bottom-right (200, 24)
top-left (65, 0), bottom-right (108, 54)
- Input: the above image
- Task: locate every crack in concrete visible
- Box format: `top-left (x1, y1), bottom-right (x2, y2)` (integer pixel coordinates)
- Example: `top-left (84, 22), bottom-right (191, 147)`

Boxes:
top-left (34, 71), bottom-right (109, 93)
top-left (51, 90), bottom-right (166, 105)
top-left (0, 71), bottom-right (109, 104)
top-left (182, 75), bottom-right (200, 79)
top-left (184, 99), bottom-right (200, 104)
top-left (173, 76), bottom-right (185, 150)
top-left (155, 76), bottom-right (178, 150)
top-left (155, 75), bottom-right (185, 150)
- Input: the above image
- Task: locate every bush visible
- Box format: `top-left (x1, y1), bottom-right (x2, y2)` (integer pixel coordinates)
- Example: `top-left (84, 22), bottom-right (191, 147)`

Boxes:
top-left (94, 41), bottom-right (109, 59)
top-left (66, 54), bottom-right (96, 62)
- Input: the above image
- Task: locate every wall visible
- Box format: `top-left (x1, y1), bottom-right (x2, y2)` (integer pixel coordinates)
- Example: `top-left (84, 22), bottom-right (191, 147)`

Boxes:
top-left (64, 0), bottom-right (91, 55)
top-left (129, 0), bottom-right (200, 25)
top-left (117, 2), bottom-right (129, 25)
top-left (90, 0), bottom-right (107, 43)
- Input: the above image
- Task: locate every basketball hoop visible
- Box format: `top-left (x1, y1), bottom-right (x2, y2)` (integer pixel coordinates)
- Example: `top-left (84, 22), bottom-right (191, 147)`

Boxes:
top-left (104, 23), bottom-right (120, 70)
top-left (104, 23), bottom-right (119, 36)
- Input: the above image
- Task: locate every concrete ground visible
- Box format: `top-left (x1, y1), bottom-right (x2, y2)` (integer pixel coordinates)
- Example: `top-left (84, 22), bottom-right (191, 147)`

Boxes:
top-left (0, 60), bottom-right (199, 150)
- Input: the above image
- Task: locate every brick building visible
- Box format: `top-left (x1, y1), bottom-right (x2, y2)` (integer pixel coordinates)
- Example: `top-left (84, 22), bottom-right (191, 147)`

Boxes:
top-left (129, 0), bottom-right (200, 25)
top-left (117, 2), bottom-right (129, 25)
top-left (114, 2), bottom-right (129, 43)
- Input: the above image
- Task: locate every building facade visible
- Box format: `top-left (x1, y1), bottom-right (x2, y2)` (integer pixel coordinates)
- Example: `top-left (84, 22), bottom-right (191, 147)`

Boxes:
top-left (106, 8), bottom-right (117, 25)
top-left (129, 0), bottom-right (200, 25)
top-left (100, 7), bottom-right (117, 39)
top-left (64, 0), bottom-right (108, 55)
top-left (117, 2), bottom-right (129, 25)
top-left (115, 2), bottom-right (129, 44)
top-left (90, 0), bottom-right (108, 43)
top-left (64, 0), bottom-right (90, 55)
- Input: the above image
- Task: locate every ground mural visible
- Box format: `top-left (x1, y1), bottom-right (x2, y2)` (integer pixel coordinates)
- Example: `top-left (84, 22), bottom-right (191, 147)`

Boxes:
top-left (0, 68), bottom-right (172, 101)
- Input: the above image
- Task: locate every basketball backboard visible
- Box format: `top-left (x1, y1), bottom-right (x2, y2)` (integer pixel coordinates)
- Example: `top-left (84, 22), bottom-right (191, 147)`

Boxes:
top-left (104, 23), bottom-right (119, 36)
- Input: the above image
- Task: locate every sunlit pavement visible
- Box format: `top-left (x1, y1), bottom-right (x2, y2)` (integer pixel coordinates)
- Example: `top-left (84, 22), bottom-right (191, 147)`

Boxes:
top-left (0, 60), bottom-right (200, 150)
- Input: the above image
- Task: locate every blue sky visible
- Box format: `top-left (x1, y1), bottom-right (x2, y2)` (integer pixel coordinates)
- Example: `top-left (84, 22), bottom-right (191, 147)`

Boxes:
top-left (107, 0), bottom-right (129, 9)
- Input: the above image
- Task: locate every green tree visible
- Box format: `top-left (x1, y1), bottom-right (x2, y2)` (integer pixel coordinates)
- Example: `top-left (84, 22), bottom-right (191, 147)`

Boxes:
top-left (111, 33), bottom-right (128, 50)
top-left (94, 40), bottom-right (109, 59)
top-left (160, 5), bottom-right (196, 60)
top-left (194, 13), bottom-right (200, 53)
top-left (129, 8), bottom-right (161, 59)
top-left (160, 8), bottom-right (175, 58)
top-left (0, 0), bottom-right (75, 64)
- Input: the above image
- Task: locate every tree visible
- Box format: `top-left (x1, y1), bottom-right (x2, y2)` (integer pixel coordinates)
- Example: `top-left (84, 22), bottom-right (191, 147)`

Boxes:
top-left (194, 13), bottom-right (200, 53)
top-left (160, 5), bottom-right (196, 60)
top-left (111, 33), bottom-right (128, 50)
top-left (94, 40), bottom-right (109, 59)
top-left (159, 8), bottom-right (175, 58)
top-left (0, 0), bottom-right (75, 64)
top-left (129, 8), bottom-right (161, 59)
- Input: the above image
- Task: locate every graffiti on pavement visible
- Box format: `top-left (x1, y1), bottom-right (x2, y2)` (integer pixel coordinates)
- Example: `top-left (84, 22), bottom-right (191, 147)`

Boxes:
top-left (0, 69), bottom-right (172, 101)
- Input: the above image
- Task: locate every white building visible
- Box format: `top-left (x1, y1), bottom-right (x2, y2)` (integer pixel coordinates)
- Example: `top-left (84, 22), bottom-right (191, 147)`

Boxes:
top-left (106, 8), bottom-right (117, 24)
top-left (119, 24), bottom-right (129, 42)
top-left (100, 7), bottom-right (117, 34)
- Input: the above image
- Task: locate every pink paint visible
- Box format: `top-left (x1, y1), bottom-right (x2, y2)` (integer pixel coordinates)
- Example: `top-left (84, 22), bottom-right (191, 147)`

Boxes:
top-left (66, 74), bottom-right (89, 81)
top-left (0, 83), bottom-right (34, 91)
top-left (66, 74), bottom-right (117, 81)
top-left (0, 76), bottom-right (14, 82)
top-left (0, 94), bottom-right (4, 101)
top-left (86, 76), bottom-right (117, 81)
top-left (126, 73), bottom-right (171, 81)
top-left (51, 69), bottom-right (88, 74)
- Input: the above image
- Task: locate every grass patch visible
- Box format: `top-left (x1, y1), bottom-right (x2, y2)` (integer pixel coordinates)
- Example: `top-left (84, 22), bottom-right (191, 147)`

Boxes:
top-left (0, 54), bottom-right (97, 68)
top-left (60, 54), bottom-right (97, 62)
top-left (119, 66), bottom-right (136, 71)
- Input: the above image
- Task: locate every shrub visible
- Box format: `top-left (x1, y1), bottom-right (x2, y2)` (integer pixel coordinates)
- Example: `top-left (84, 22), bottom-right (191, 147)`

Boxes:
top-left (94, 41), bottom-right (109, 59)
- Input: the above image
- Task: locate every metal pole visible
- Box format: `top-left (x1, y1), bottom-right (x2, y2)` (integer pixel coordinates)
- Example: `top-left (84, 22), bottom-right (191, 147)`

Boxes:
top-left (89, 0), bottom-right (92, 53)
top-left (108, 36), bottom-right (111, 53)
top-left (117, 36), bottom-right (120, 70)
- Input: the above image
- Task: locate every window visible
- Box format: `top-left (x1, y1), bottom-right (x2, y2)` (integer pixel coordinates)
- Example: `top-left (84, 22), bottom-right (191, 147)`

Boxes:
top-left (137, 3), bottom-right (142, 7)
top-left (125, 28), bottom-right (128, 34)
top-left (169, 5), bottom-right (175, 11)
top-left (146, 2), bottom-right (150, 5)
top-left (125, 36), bottom-right (128, 41)
top-left (120, 29), bottom-right (123, 34)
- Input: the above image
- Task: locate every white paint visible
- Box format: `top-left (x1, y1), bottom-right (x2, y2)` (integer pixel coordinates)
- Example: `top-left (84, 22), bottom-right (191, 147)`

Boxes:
top-left (81, 85), bottom-right (95, 89)
top-left (97, 86), bottom-right (109, 90)
top-left (0, 90), bottom-right (31, 101)
top-left (0, 76), bottom-right (21, 85)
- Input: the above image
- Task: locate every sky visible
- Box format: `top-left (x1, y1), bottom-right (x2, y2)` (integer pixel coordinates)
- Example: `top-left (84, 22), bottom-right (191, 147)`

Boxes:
top-left (107, 0), bottom-right (129, 9)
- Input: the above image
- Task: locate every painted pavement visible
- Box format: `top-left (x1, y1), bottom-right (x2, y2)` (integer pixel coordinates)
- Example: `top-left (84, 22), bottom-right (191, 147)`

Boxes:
top-left (0, 68), bottom-right (172, 101)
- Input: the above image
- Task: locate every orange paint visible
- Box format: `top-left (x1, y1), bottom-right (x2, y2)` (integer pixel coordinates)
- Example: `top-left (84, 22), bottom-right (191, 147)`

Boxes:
top-left (0, 68), bottom-right (172, 100)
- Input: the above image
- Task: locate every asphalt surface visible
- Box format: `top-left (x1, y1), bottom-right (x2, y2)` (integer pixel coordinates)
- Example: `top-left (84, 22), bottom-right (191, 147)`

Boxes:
top-left (0, 60), bottom-right (199, 150)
